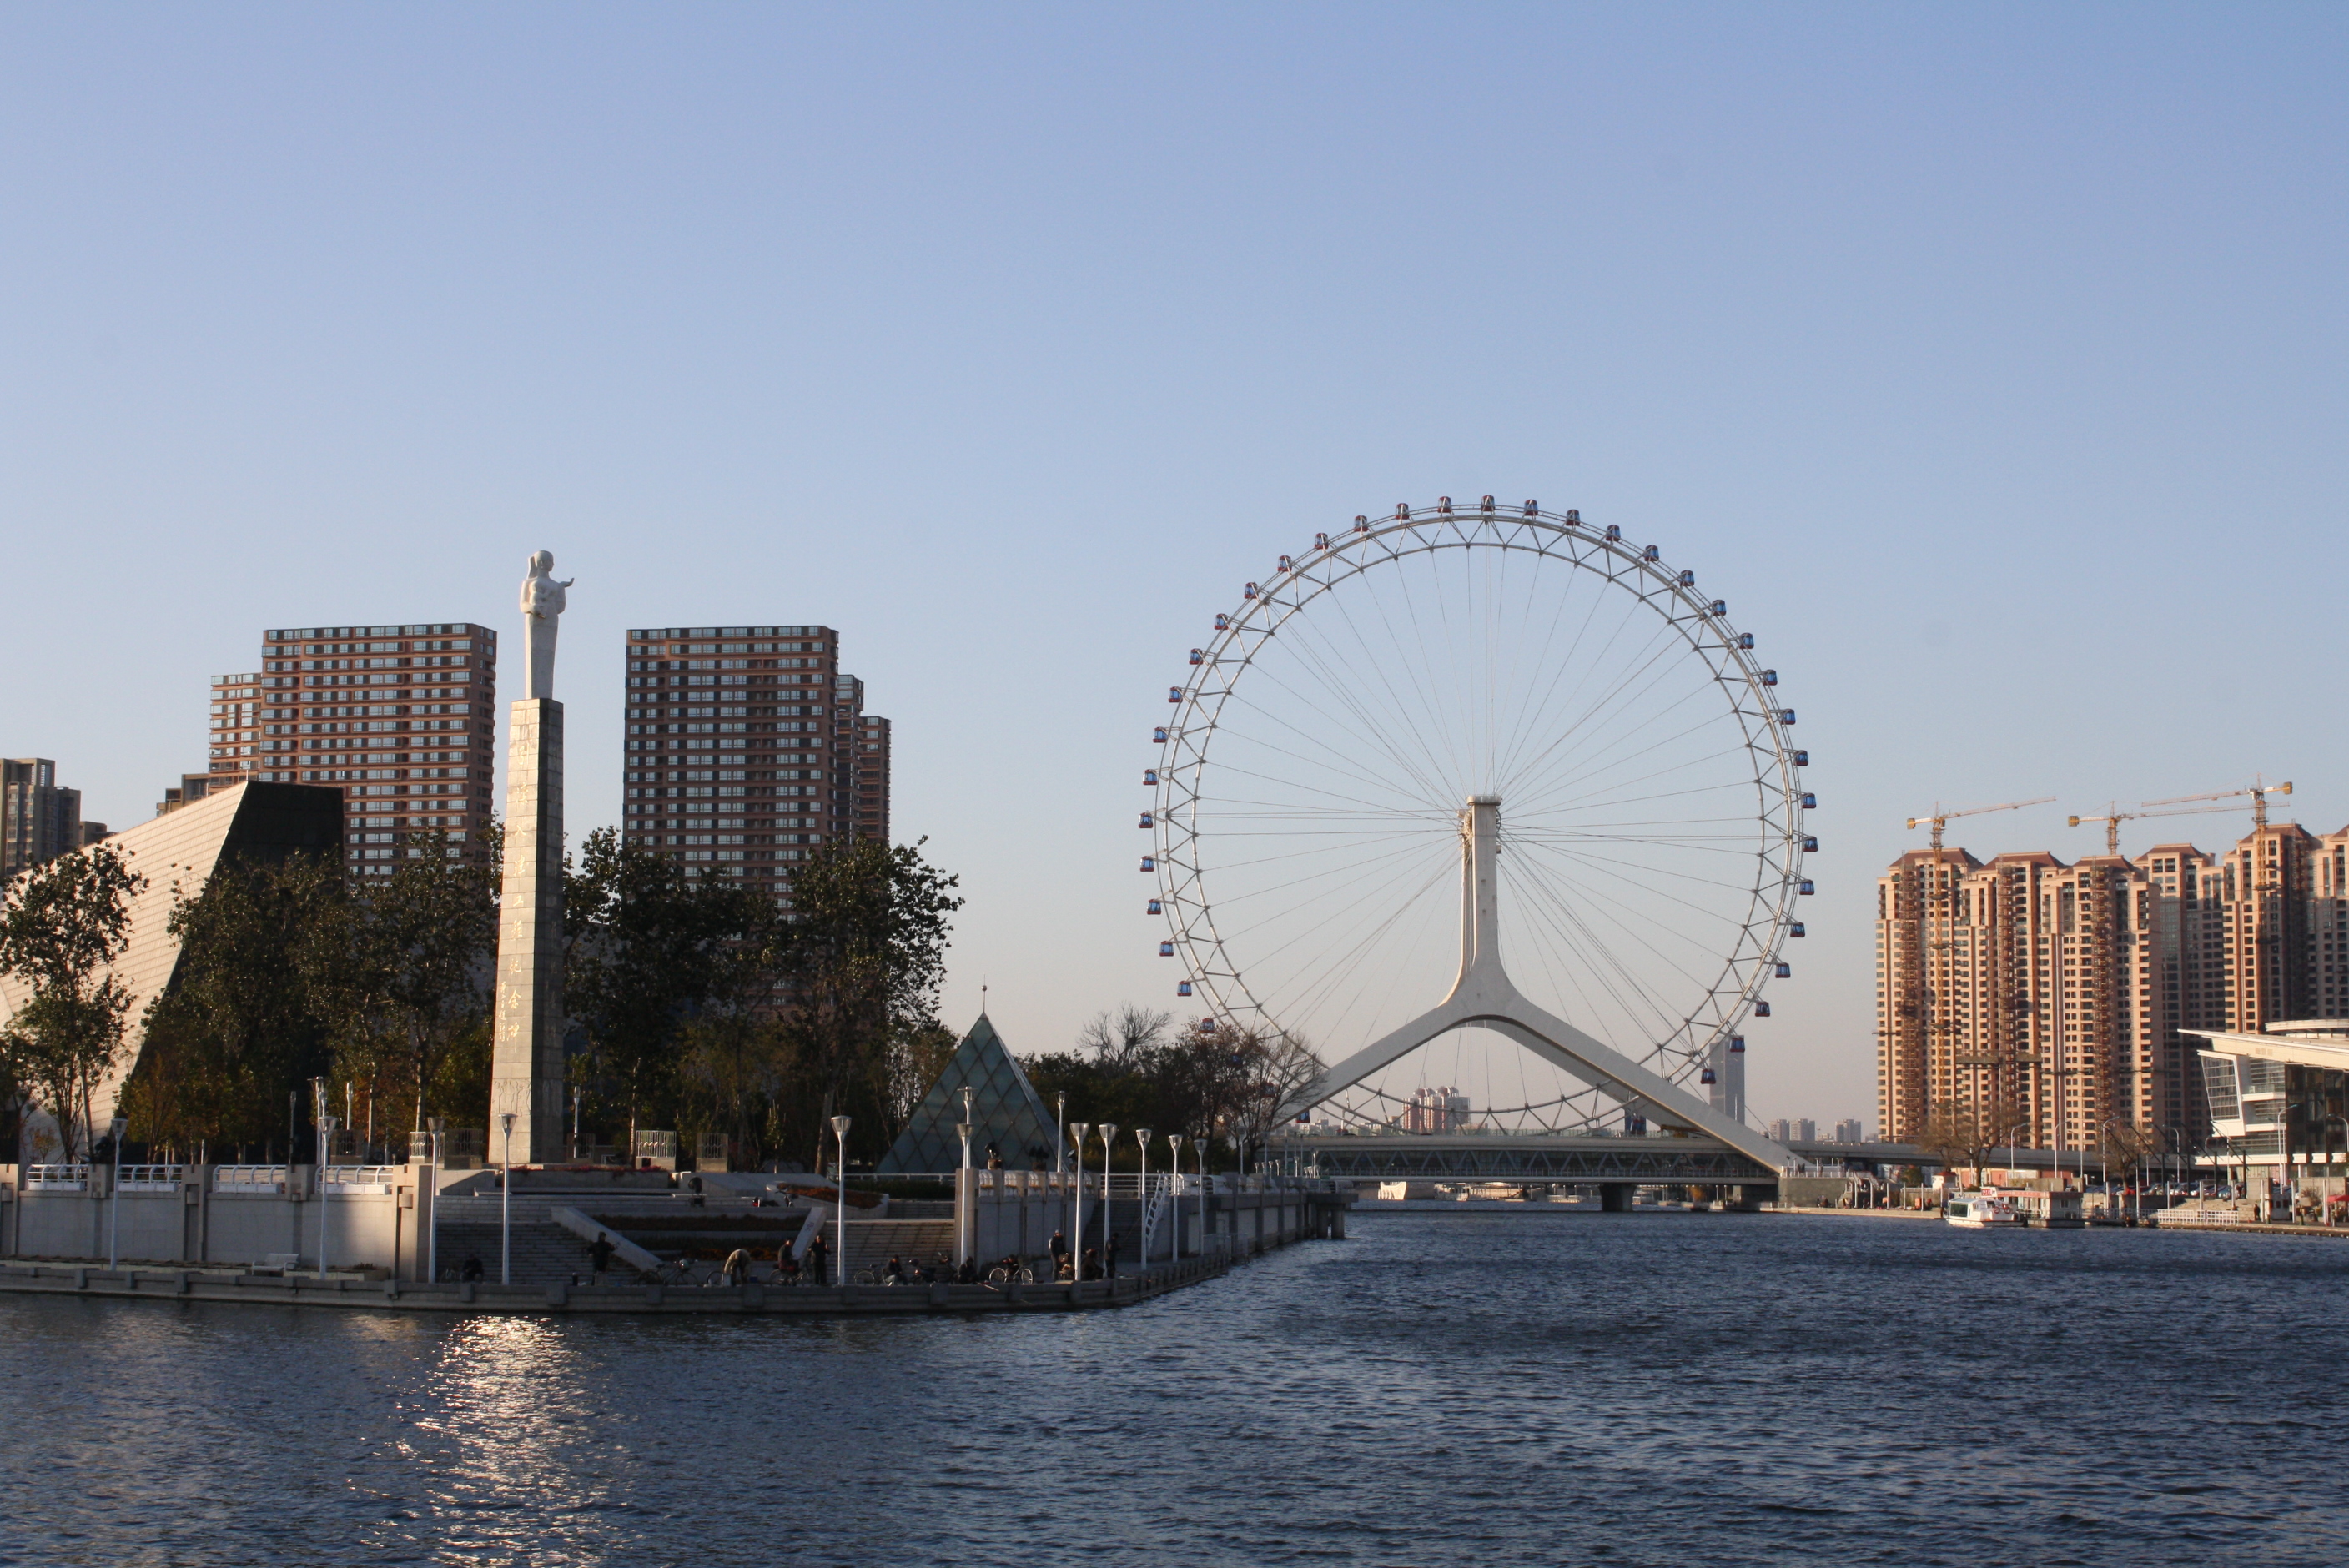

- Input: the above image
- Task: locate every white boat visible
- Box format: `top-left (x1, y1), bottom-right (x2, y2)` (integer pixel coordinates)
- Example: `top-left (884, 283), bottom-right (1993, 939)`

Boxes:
top-left (1944, 1194), bottom-right (2025, 1228)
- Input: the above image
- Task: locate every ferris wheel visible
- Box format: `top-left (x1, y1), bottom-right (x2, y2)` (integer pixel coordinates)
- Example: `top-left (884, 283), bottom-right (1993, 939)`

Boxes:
top-left (1145, 496), bottom-right (1810, 1138)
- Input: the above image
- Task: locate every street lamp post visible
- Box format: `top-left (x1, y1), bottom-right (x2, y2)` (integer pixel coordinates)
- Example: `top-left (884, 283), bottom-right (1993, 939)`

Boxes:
top-left (1098, 1123), bottom-right (1119, 1271)
top-left (830, 1114), bottom-right (852, 1285)
top-left (425, 1115), bottom-right (445, 1285)
top-left (499, 1112), bottom-right (516, 1285)
top-left (1054, 1093), bottom-right (1067, 1175)
top-left (107, 1115), bottom-right (128, 1269)
top-left (955, 1119), bottom-right (974, 1269)
top-left (1134, 1128), bottom-right (1153, 1267)
top-left (318, 1113), bottom-right (341, 1279)
top-left (1166, 1134), bottom-right (1186, 1260)
top-left (571, 1087), bottom-right (581, 1163)
top-left (1196, 1132), bottom-right (1211, 1256)
top-left (1068, 1122), bottom-right (1090, 1270)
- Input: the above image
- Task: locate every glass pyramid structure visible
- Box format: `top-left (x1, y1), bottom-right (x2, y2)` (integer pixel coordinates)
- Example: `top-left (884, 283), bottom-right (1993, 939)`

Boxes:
top-left (878, 1013), bottom-right (1062, 1173)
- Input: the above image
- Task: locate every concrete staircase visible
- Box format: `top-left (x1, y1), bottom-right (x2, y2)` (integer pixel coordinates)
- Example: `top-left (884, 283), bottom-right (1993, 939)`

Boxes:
top-left (827, 1218), bottom-right (956, 1282)
top-left (434, 1220), bottom-right (597, 1285)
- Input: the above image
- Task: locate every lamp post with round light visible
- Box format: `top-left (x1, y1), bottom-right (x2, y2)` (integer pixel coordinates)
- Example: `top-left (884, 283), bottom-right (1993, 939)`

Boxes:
top-left (1068, 1122), bottom-right (1090, 1268)
top-left (831, 1114), bottom-right (852, 1284)
top-left (1166, 1134), bottom-right (1186, 1260)
top-left (1134, 1128), bottom-right (1153, 1266)
top-left (499, 1112), bottom-right (516, 1284)
top-left (1197, 1132), bottom-right (1214, 1255)
top-left (1054, 1093), bottom-right (1067, 1175)
top-left (1097, 1123), bottom-right (1119, 1270)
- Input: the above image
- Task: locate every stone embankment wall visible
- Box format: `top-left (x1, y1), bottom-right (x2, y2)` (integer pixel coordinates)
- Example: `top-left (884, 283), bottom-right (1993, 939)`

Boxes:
top-left (0, 1165), bottom-right (430, 1278)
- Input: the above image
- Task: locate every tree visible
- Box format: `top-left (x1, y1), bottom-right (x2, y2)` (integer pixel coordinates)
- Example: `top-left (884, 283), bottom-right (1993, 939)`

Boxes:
top-left (130, 852), bottom-right (344, 1157)
top-left (0, 844), bottom-right (148, 1163)
top-left (772, 835), bottom-right (962, 1164)
top-left (1918, 1101), bottom-right (1996, 1189)
top-left (321, 830), bottom-right (500, 1138)
top-left (565, 827), bottom-right (778, 1153)
top-left (1024, 1007), bottom-right (1323, 1172)
top-left (1076, 1004), bottom-right (1172, 1071)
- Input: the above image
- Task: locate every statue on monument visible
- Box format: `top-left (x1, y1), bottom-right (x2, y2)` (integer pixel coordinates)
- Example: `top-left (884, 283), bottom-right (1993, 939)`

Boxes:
top-left (519, 550), bottom-right (574, 701)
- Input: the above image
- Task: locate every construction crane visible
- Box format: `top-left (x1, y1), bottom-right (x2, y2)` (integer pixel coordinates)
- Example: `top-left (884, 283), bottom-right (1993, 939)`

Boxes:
top-left (2066, 802), bottom-right (2250, 857)
top-left (1905, 797), bottom-right (2056, 850)
top-left (2140, 777), bottom-right (2292, 827)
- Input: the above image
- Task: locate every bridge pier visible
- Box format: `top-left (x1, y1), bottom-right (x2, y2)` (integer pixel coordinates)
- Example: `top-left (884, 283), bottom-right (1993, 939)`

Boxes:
top-left (1600, 1184), bottom-right (1632, 1214)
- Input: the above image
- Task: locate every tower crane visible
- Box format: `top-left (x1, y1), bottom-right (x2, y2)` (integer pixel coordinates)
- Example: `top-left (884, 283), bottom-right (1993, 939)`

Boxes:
top-left (2140, 777), bottom-right (2292, 827)
top-left (1905, 797), bottom-right (2056, 850)
top-left (2066, 802), bottom-right (2250, 857)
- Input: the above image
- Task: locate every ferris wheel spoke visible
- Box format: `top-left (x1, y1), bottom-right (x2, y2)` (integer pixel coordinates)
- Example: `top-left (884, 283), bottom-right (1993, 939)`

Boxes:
top-left (1505, 852), bottom-right (1744, 1015)
top-left (1200, 832), bottom-right (1454, 923)
top-left (1318, 562), bottom-right (1479, 800)
top-left (1275, 557), bottom-right (1468, 792)
top-left (1512, 765), bottom-right (1757, 822)
top-left (1504, 859), bottom-right (1690, 1050)
top-left (1507, 697), bottom-right (1752, 821)
top-left (1249, 855), bottom-right (1457, 1034)
top-left (1200, 730), bottom-right (1454, 821)
top-left (1197, 830), bottom-right (1455, 919)
top-left (1490, 558), bottom-right (1633, 789)
top-left (1500, 637), bottom-right (1722, 810)
top-left (1517, 837), bottom-right (1769, 911)
top-left (1222, 652), bottom-right (1456, 812)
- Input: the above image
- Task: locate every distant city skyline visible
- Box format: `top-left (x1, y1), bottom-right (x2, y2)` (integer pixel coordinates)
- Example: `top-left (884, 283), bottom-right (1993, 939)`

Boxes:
top-left (5, 8), bottom-right (2343, 1124)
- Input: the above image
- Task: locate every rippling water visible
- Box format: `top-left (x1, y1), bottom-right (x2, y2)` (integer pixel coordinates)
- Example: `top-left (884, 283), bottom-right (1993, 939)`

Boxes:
top-left (6, 1214), bottom-right (2346, 1566)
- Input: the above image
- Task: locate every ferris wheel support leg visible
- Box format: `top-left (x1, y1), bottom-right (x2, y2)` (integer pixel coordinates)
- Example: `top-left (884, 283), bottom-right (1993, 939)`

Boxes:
top-left (1473, 1009), bottom-right (1794, 1172)
top-left (1285, 998), bottom-right (1481, 1128)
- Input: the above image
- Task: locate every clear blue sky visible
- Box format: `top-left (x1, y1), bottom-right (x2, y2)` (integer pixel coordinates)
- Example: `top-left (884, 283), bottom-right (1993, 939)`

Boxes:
top-left (4, 5), bottom-right (2341, 1128)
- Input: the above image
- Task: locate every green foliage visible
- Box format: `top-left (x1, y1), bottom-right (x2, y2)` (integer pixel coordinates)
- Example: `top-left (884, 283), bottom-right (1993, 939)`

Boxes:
top-left (315, 828), bottom-right (500, 1134)
top-left (130, 852), bottom-right (343, 1154)
top-left (770, 835), bottom-right (963, 1165)
top-left (565, 827), bottom-right (782, 1150)
top-left (0, 842), bottom-right (147, 1163)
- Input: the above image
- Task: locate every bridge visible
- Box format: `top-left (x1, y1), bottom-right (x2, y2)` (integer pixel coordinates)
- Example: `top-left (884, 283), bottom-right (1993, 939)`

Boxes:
top-left (1270, 1131), bottom-right (2126, 1187)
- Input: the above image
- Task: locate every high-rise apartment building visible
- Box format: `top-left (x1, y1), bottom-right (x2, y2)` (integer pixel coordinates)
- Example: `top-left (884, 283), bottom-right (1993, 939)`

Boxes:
top-left (621, 626), bottom-right (891, 896)
top-left (856, 715), bottom-right (892, 843)
top-left (1876, 821), bottom-right (2349, 1153)
top-left (3, 759), bottom-right (84, 882)
top-left (214, 624), bottom-right (500, 876)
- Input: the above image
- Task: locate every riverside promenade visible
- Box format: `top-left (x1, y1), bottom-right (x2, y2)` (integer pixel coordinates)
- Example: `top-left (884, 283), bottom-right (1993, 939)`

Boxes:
top-left (0, 1251), bottom-right (1235, 1315)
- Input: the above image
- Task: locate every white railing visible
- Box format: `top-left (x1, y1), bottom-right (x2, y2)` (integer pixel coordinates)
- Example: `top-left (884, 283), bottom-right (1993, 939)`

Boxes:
top-left (323, 1165), bottom-right (400, 1194)
top-left (118, 1164), bottom-right (186, 1192)
top-left (24, 1164), bottom-right (89, 1190)
top-left (213, 1165), bottom-right (290, 1194)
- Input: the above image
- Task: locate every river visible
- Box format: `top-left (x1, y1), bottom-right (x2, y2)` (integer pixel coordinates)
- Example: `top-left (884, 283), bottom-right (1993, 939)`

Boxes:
top-left (3, 1211), bottom-right (2343, 1566)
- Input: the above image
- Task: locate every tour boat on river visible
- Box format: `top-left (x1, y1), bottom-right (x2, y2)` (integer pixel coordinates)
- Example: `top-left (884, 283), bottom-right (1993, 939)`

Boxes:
top-left (1944, 1193), bottom-right (2025, 1228)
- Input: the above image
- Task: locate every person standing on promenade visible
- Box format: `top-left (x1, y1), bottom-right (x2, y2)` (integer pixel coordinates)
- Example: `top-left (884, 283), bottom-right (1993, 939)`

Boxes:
top-left (806, 1232), bottom-right (830, 1284)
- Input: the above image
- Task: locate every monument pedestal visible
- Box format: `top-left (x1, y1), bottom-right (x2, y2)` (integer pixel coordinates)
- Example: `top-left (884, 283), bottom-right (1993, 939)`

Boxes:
top-left (488, 696), bottom-right (566, 1166)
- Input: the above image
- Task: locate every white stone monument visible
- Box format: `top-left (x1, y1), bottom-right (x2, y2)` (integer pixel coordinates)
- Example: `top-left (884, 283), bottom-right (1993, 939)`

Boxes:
top-left (488, 551), bottom-right (574, 1166)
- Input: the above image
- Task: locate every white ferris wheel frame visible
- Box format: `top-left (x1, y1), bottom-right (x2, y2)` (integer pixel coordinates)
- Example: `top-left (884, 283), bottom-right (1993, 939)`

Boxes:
top-left (1149, 498), bottom-right (1811, 1126)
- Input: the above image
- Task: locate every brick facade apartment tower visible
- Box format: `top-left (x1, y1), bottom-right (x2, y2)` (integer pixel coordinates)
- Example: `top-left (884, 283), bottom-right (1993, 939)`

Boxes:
top-left (1878, 821), bottom-right (2349, 1153)
top-left (622, 626), bottom-right (890, 894)
top-left (224, 624), bottom-right (500, 876)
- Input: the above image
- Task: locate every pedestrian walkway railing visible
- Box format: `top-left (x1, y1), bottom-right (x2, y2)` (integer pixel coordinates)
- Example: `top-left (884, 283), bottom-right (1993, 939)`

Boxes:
top-left (324, 1166), bottom-right (399, 1194)
top-left (24, 1164), bottom-right (89, 1190)
top-left (213, 1165), bottom-right (290, 1194)
top-left (118, 1164), bottom-right (186, 1192)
